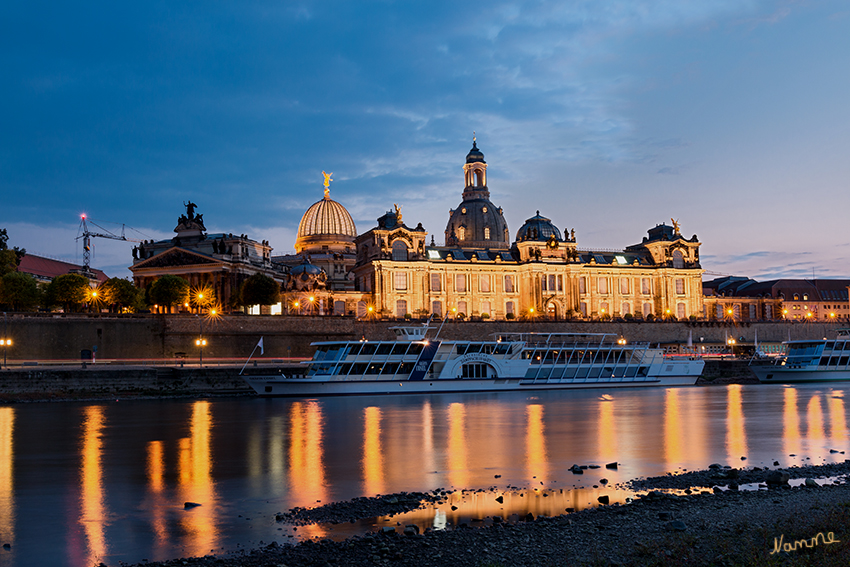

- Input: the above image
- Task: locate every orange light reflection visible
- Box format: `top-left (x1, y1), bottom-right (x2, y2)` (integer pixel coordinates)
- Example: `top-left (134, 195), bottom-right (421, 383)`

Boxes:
top-left (783, 388), bottom-right (801, 457)
top-left (597, 399), bottom-right (617, 464)
top-left (288, 402), bottom-right (327, 538)
top-left (447, 403), bottom-right (468, 489)
top-left (0, 408), bottom-right (14, 556)
top-left (177, 401), bottom-right (218, 557)
top-left (726, 385), bottom-right (748, 461)
top-left (663, 389), bottom-right (684, 468)
top-left (80, 406), bottom-right (107, 566)
top-left (525, 405), bottom-right (548, 483)
top-left (806, 394), bottom-right (825, 442)
top-left (363, 406), bottom-right (384, 496)
top-left (828, 391), bottom-right (848, 443)
top-left (146, 440), bottom-right (168, 549)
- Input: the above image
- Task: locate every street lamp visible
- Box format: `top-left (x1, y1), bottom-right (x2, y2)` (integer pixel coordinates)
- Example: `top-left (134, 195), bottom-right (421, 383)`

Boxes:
top-left (195, 314), bottom-right (207, 366)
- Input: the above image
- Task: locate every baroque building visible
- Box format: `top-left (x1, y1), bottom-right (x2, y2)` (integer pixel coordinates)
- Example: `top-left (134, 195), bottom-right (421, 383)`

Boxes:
top-left (351, 141), bottom-right (705, 320)
top-left (130, 203), bottom-right (286, 311)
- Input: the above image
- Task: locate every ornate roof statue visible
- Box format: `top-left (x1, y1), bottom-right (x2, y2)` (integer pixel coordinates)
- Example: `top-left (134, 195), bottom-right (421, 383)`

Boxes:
top-left (175, 201), bottom-right (206, 233)
top-left (671, 218), bottom-right (681, 235)
top-left (322, 171), bottom-right (333, 198)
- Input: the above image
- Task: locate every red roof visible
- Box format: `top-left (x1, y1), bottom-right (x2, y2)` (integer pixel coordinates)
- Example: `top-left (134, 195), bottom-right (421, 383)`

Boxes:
top-left (17, 254), bottom-right (108, 284)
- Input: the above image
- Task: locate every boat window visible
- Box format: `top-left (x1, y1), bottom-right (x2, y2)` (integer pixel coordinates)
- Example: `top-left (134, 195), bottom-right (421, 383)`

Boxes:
top-left (538, 367), bottom-right (552, 379)
top-left (313, 346), bottom-right (329, 361)
top-left (339, 363), bottom-right (352, 375)
top-left (839, 357), bottom-right (849, 367)
top-left (361, 343), bottom-right (378, 356)
top-left (456, 344), bottom-right (468, 355)
top-left (495, 344), bottom-right (510, 355)
top-left (545, 350), bottom-right (558, 363)
top-left (350, 363), bottom-right (368, 375)
top-left (480, 344), bottom-right (493, 354)
top-left (391, 344), bottom-right (408, 355)
top-left (521, 350), bottom-right (532, 360)
top-left (382, 362), bottom-right (400, 375)
top-left (408, 344), bottom-right (424, 356)
top-left (348, 344), bottom-right (363, 356)
top-left (398, 362), bottom-right (415, 375)
top-left (377, 343), bottom-right (393, 356)
top-left (366, 363), bottom-right (384, 374)
top-left (524, 368), bottom-right (538, 379)
top-left (466, 344), bottom-right (482, 354)
top-left (312, 363), bottom-right (335, 376)
top-left (531, 351), bottom-right (543, 365)
top-left (826, 342), bottom-right (836, 351)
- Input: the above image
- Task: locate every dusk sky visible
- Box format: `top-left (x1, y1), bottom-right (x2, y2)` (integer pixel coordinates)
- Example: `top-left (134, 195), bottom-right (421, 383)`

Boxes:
top-left (2, 1), bottom-right (849, 280)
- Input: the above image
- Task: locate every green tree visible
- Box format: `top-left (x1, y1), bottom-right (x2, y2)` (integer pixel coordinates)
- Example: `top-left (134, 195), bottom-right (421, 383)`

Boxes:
top-left (239, 274), bottom-right (280, 308)
top-left (147, 275), bottom-right (189, 312)
top-left (100, 277), bottom-right (142, 313)
top-left (0, 272), bottom-right (40, 311)
top-left (0, 228), bottom-right (26, 276)
top-left (45, 273), bottom-right (90, 312)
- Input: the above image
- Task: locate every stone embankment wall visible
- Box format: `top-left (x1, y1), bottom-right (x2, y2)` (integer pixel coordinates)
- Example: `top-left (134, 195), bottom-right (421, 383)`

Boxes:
top-left (0, 313), bottom-right (840, 361)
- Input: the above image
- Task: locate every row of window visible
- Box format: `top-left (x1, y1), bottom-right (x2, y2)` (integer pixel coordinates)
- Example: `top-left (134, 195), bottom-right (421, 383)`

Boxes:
top-left (392, 272), bottom-right (688, 296)
top-left (393, 299), bottom-right (518, 318)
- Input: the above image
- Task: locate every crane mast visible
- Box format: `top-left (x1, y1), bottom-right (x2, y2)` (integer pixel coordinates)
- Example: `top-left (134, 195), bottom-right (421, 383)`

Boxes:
top-left (76, 214), bottom-right (139, 275)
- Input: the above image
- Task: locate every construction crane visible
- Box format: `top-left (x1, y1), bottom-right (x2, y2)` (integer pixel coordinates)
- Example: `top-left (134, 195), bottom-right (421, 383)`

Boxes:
top-left (76, 214), bottom-right (142, 275)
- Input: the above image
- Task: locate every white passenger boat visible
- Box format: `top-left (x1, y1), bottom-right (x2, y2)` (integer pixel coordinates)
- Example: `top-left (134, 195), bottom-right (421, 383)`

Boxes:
top-left (751, 329), bottom-right (850, 384)
top-left (243, 325), bottom-right (704, 396)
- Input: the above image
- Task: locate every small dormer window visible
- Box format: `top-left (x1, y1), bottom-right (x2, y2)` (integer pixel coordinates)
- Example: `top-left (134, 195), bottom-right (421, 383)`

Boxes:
top-left (793, 294), bottom-right (799, 300)
top-left (803, 294), bottom-right (808, 301)
top-left (461, 207), bottom-right (467, 214)
top-left (458, 226), bottom-right (466, 240)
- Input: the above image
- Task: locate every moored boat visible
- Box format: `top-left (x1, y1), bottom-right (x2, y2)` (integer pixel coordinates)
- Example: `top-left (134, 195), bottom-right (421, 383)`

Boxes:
top-left (242, 325), bottom-right (704, 396)
top-left (751, 329), bottom-right (850, 384)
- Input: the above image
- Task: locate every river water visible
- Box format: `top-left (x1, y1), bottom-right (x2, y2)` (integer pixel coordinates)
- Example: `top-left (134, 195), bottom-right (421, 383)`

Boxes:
top-left (0, 383), bottom-right (848, 566)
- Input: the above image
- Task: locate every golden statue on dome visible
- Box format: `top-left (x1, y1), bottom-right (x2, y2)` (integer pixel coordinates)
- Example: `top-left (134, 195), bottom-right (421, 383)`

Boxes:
top-left (322, 171), bottom-right (333, 197)
top-left (394, 203), bottom-right (403, 223)
top-left (671, 218), bottom-right (681, 235)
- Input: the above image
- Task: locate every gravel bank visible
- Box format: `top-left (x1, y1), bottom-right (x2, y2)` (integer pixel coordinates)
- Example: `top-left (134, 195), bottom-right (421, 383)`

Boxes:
top-left (127, 466), bottom-right (850, 567)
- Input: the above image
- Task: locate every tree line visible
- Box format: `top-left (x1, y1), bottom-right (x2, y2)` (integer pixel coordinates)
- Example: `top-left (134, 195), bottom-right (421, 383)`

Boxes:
top-left (0, 229), bottom-right (281, 313)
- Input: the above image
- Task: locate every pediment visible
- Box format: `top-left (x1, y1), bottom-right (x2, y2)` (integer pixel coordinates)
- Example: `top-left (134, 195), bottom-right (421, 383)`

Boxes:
top-left (132, 248), bottom-right (220, 270)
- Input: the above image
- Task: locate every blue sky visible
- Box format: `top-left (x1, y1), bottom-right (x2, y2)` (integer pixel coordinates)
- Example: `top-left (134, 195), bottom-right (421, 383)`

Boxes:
top-left (2, 0), bottom-right (849, 280)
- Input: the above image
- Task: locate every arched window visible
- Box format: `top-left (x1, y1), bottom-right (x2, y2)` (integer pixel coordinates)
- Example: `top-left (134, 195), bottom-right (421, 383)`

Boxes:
top-left (484, 227), bottom-right (490, 240)
top-left (457, 226), bottom-right (466, 240)
top-left (672, 250), bottom-right (685, 269)
top-left (475, 169), bottom-right (484, 186)
top-left (392, 240), bottom-right (408, 261)
top-left (643, 302), bottom-right (653, 317)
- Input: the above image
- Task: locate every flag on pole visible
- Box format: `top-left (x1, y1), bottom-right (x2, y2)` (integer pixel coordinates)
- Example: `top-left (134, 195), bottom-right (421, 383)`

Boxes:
top-left (257, 337), bottom-right (264, 355)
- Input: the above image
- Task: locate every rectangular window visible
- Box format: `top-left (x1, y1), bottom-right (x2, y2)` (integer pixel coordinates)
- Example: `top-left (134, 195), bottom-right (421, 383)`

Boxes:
top-left (579, 277), bottom-right (586, 294)
top-left (598, 277), bottom-right (609, 294)
top-left (541, 275), bottom-right (547, 292)
top-left (504, 275), bottom-right (515, 293)
top-left (641, 278), bottom-right (651, 295)
top-left (677, 302), bottom-right (686, 319)
top-left (548, 275), bottom-right (556, 292)
top-left (506, 301), bottom-right (515, 315)
top-left (480, 301), bottom-right (491, 317)
top-left (580, 302), bottom-right (587, 317)
top-left (479, 274), bottom-right (491, 293)
top-left (557, 275), bottom-right (563, 292)
top-left (455, 274), bottom-right (467, 293)
top-left (457, 301), bottom-right (468, 316)
top-left (430, 273), bottom-right (441, 292)
top-left (620, 277), bottom-right (630, 294)
top-left (675, 278), bottom-right (685, 295)
top-left (749, 304), bottom-right (757, 320)
top-left (396, 299), bottom-right (408, 318)
top-left (432, 301), bottom-right (442, 317)
top-left (394, 272), bottom-right (408, 290)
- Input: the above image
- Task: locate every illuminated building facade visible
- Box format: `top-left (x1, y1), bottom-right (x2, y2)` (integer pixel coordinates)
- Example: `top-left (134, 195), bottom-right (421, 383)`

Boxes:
top-left (703, 277), bottom-right (850, 321)
top-left (351, 142), bottom-right (705, 320)
top-left (130, 204), bottom-right (286, 312)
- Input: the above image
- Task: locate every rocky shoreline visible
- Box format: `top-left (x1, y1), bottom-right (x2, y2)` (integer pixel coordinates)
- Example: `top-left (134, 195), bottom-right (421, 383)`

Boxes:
top-left (128, 462), bottom-right (850, 567)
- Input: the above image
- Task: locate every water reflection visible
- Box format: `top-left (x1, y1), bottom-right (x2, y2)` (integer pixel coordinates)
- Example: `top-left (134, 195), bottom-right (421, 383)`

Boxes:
top-left (80, 405), bottom-right (107, 566)
top-left (178, 401), bottom-right (218, 557)
top-left (362, 406), bottom-right (384, 496)
top-left (447, 403), bottom-right (468, 488)
top-left (146, 440), bottom-right (168, 553)
top-left (828, 391), bottom-right (847, 442)
top-left (726, 385), bottom-right (748, 461)
top-left (663, 389), bottom-right (684, 467)
top-left (597, 398), bottom-right (617, 465)
top-left (0, 407), bottom-right (14, 560)
top-left (784, 388), bottom-right (801, 456)
top-left (525, 405), bottom-right (547, 483)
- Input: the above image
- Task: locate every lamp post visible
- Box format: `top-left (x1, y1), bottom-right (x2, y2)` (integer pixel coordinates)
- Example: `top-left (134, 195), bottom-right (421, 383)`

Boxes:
top-left (1, 312), bottom-right (9, 369)
top-left (195, 314), bottom-right (207, 366)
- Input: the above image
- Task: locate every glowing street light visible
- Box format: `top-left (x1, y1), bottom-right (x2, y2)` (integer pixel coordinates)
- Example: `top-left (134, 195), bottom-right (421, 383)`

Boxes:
top-left (1, 312), bottom-right (9, 368)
